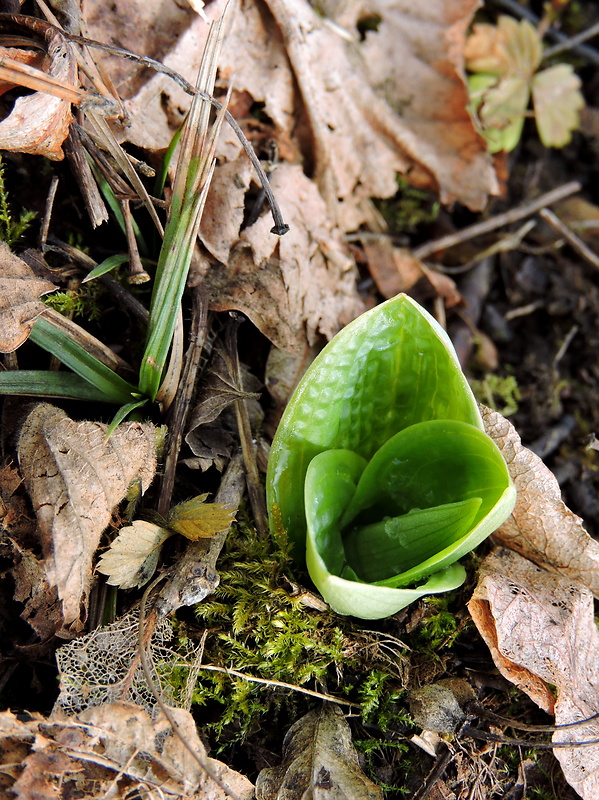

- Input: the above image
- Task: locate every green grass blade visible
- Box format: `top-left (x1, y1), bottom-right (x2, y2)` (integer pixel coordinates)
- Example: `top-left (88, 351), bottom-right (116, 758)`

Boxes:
top-left (30, 316), bottom-right (139, 404)
top-left (0, 370), bottom-right (126, 403)
top-left (82, 253), bottom-right (130, 283)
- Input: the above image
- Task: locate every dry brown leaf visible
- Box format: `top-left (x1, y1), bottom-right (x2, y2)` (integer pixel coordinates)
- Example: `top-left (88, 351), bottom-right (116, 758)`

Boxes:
top-left (469, 548), bottom-right (599, 800)
top-left (17, 404), bottom-right (157, 636)
top-left (482, 407), bottom-right (599, 596)
top-left (5, 701), bottom-right (254, 799)
top-left (84, 0), bottom-right (497, 352)
top-left (109, 0), bottom-right (496, 220)
top-left (196, 163), bottom-right (364, 353)
top-left (10, 539), bottom-right (62, 640)
top-left (256, 704), bottom-right (383, 800)
top-left (0, 243), bottom-right (55, 353)
top-left (0, 16), bottom-right (76, 160)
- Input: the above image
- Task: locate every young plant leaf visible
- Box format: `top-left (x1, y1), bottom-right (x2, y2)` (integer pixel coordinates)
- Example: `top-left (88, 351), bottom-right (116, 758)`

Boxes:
top-left (167, 494), bottom-right (236, 540)
top-left (267, 294), bottom-right (516, 620)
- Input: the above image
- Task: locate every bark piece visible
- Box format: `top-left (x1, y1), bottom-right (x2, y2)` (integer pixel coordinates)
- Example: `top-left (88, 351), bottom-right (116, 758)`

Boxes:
top-left (17, 404), bottom-right (157, 636)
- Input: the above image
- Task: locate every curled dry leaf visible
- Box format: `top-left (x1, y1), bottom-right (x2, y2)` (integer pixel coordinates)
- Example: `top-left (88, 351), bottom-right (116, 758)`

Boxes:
top-left (18, 404), bottom-right (157, 636)
top-left (482, 407), bottom-right (599, 597)
top-left (96, 519), bottom-right (171, 589)
top-left (469, 548), bottom-right (599, 800)
top-left (0, 243), bottom-right (55, 353)
top-left (196, 163), bottom-right (364, 353)
top-left (0, 15), bottom-right (77, 160)
top-left (4, 701), bottom-right (254, 799)
top-left (256, 704), bottom-right (383, 800)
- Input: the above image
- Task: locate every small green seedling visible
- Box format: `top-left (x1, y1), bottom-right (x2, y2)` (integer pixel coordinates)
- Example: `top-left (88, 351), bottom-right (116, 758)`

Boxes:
top-left (266, 294), bottom-right (516, 620)
top-left (465, 15), bottom-right (584, 152)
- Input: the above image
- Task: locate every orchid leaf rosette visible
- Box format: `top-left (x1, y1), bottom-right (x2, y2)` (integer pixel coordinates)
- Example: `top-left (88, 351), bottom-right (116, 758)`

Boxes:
top-left (266, 294), bottom-right (516, 620)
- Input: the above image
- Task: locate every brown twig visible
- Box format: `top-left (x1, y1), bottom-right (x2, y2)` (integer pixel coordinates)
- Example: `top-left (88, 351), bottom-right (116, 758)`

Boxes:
top-left (225, 318), bottom-right (268, 536)
top-left (121, 199), bottom-right (150, 284)
top-left (38, 174), bottom-right (59, 249)
top-left (539, 206), bottom-right (599, 273)
top-left (157, 287), bottom-right (209, 519)
top-left (413, 182), bottom-right (581, 260)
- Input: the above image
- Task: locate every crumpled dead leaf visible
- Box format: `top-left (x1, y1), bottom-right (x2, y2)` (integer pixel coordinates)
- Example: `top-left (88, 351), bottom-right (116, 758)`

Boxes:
top-left (482, 407), bottom-right (599, 597)
top-left (256, 704), bottom-right (383, 800)
top-left (196, 162), bottom-right (363, 352)
top-left (469, 548), bottom-right (599, 800)
top-left (84, 0), bottom-right (496, 352)
top-left (0, 243), bottom-right (55, 353)
top-left (3, 701), bottom-right (254, 799)
top-left (0, 15), bottom-right (77, 160)
top-left (184, 348), bottom-right (262, 470)
top-left (17, 404), bottom-right (157, 636)
top-left (92, 0), bottom-right (495, 217)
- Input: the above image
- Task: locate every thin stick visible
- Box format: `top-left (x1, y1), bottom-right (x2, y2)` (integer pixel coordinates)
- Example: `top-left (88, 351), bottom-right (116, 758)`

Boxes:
top-left (225, 319), bottom-right (268, 536)
top-left (197, 664), bottom-right (362, 708)
top-left (38, 174), bottom-right (59, 248)
top-left (157, 287), bottom-right (208, 518)
top-left (413, 182), bottom-right (581, 260)
top-left (121, 199), bottom-right (150, 283)
top-left (539, 206), bottom-right (599, 273)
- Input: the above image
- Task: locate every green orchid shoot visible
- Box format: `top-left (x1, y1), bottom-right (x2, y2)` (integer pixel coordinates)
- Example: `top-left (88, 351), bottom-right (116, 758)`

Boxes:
top-left (266, 294), bottom-right (516, 620)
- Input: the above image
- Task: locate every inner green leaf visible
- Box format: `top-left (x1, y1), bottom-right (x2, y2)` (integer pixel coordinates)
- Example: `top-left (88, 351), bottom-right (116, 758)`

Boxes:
top-left (343, 497), bottom-right (482, 583)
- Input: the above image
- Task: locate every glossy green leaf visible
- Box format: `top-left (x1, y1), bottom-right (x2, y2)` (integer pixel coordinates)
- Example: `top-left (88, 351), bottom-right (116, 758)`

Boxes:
top-left (267, 294), bottom-right (483, 559)
top-left (267, 294), bottom-right (517, 620)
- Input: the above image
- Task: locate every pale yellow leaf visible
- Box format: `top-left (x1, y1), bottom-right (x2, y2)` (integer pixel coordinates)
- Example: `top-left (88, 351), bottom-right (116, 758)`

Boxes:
top-left (96, 520), bottom-right (171, 589)
top-left (465, 16), bottom-right (541, 78)
top-left (469, 548), bottom-right (599, 800)
top-left (479, 75), bottom-right (530, 152)
top-left (167, 494), bottom-right (236, 540)
top-left (532, 64), bottom-right (585, 148)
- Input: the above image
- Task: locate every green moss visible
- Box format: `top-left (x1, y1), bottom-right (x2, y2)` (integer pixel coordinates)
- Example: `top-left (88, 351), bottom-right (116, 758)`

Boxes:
top-left (469, 373), bottom-right (521, 416)
top-left (0, 155), bottom-right (37, 246)
top-left (376, 176), bottom-right (440, 234)
top-left (189, 521), bottom-right (409, 748)
top-left (409, 596), bottom-right (461, 652)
